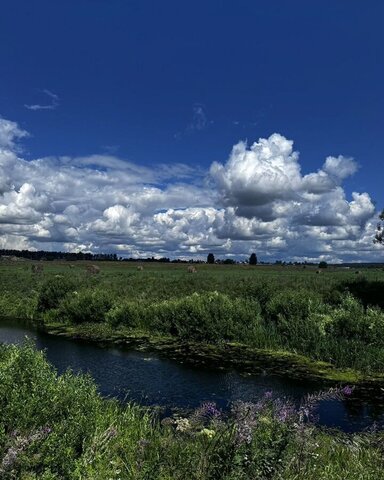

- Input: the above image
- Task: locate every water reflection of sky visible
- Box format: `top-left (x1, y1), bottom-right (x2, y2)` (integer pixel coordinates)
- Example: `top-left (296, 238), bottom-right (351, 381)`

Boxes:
top-left (1, 320), bottom-right (383, 433)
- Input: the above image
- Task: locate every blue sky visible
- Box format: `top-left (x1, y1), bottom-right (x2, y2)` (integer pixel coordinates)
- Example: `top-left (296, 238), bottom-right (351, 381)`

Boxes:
top-left (0, 0), bottom-right (383, 261)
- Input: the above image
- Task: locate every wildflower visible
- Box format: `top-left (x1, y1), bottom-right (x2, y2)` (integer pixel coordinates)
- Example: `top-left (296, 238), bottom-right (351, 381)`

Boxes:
top-left (274, 401), bottom-right (296, 423)
top-left (0, 426), bottom-right (51, 474)
top-left (200, 428), bottom-right (216, 439)
top-left (231, 401), bottom-right (261, 446)
top-left (201, 401), bottom-right (221, 418)
top-left (264, 391), bottom-right (273, 399)
top-left (342, 385), bottom-right (353, 396)
top-left (175, 417), bottom-right (191, 432)
top-left (192, 401), bottom-right (221, 425)
top-left (161, 417), bottom-right (175, 427)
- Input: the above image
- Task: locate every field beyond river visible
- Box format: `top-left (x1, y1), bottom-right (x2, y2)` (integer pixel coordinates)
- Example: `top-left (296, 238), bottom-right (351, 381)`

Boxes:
top-left (1, 260), bottom-right (384, 379)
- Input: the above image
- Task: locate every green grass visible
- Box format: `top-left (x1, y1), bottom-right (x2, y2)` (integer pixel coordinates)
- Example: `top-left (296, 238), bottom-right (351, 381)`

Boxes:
top-left (1, 343), bottom-right (383, 479)
top-left (1, 261), bottom-right (384, 376)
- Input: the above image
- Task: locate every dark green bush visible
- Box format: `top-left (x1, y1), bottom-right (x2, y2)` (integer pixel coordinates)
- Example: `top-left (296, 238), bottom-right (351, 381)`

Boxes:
top-left (240, 280), bottom-right (277, 313)
top-left (327, 294), bottom-right (384, 346)
top-left (106, 301), bottom-right (144, 328)
top-left (56, 289), bottom-right (113, 324)
top-left (36, 276), bottom-right (77, 312)
top-left (265, 290), bottom-right (326, 350)
top-left (152, 292), bottom-right (262, 342)
top-left (266, 290), bottom-right (323, 325)
top-left (108, 292), bottom-right (262, 343)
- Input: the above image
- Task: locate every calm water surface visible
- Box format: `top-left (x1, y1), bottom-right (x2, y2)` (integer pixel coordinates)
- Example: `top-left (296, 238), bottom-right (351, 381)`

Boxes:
top-left (1, 319), bottom-right (383, 433)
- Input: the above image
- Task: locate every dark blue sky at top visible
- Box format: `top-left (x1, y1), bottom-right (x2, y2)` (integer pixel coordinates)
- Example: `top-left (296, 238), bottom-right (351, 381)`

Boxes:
top-left (1, 0), bottom-right (383, 205)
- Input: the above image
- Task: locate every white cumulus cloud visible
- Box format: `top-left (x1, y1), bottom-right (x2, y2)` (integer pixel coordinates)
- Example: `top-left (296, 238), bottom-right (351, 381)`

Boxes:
top-left (0, 115), bottom-right (380, 262)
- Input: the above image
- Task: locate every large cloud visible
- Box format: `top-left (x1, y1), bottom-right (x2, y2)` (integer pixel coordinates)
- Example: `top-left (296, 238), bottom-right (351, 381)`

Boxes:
top-left (0, 115), bottom-right (381, 262)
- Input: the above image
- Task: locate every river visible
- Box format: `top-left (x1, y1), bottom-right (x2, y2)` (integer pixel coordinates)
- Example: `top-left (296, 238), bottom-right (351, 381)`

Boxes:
top-left (1, 318), bottom-right (383, 433)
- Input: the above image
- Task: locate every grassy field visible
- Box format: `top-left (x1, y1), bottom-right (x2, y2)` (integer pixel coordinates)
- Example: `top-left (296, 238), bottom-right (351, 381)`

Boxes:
top-left (1, 260), bottom-right (384, 376)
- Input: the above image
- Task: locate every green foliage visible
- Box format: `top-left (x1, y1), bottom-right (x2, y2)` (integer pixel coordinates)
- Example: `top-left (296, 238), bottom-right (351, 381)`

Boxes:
top-left (37, 276), bottom-right (77, 312)
top-left (2, 261), bottom-right (384, 373)
top-left (1, 344), bottom-right (383, 479)
top-left (55, 289), bottom-right (113, 324)
top-left (327, 294), bottom-right (384, 346)
top-left (265, 290), bottom-right (327, 351)
top-left (108, 292), bottom-right (263, 343)
top-left (266, 290), bottom-right (323, 330)
top-left (318, 261), bottom-right (328, 268)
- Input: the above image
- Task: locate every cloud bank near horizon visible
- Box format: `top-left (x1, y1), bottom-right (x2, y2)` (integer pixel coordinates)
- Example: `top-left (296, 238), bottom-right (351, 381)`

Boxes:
top-left (0, 115), bottom-right (381, 262)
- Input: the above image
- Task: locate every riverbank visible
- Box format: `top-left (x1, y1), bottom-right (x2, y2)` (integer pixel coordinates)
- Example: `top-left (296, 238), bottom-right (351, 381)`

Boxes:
top-left (1, 341), bottom-right (384, 479)
top-left (41, 321), bottom-right (384, 386)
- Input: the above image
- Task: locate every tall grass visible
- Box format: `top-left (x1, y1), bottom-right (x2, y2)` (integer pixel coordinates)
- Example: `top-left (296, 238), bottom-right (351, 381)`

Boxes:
top-left (1, 343), bottom-right (383, 479)
top-left (1, 263), bottom-right (384, 373)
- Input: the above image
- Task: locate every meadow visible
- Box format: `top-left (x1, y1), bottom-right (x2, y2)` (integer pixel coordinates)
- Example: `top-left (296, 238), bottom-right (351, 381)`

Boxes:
top-left (1, 260), bottom-right (384, 376)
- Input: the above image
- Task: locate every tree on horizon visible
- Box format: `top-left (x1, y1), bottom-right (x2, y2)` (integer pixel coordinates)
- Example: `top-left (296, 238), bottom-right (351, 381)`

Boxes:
top-left (207, 253), bottom-right (215, 264)
top-left (249, 253), bottom-right (258, 265)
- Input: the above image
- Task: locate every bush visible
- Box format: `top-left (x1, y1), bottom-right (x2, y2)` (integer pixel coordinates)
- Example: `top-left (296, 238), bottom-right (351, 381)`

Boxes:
top-left (265, 290), bottom-right (326, 349)
top-left (241, 280), bottom-right (277, 313)
top-left (106, 301), bottom-right (144, 328)
top-left (153, 292), bottom-right (262, 342)
top-left (56, 289), bottom-right (113, 324)
top-left (36, 276), bottom-right (77, 312)
top-left (108, 292), bottom-right (263, 343)
top-left (327, 294), bottom-right (384, 346)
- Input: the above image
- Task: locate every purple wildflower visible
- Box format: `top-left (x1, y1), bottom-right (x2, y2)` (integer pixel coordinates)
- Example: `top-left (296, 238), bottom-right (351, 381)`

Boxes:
top-left (231, 401), bottom-right (264, 446)
top-left (200, 402), bottom-right (221, 418)
top-left (342, 385), bottom-right (353, 396)
top-left (264, 391), bottom-right (273, 399)
top-left (0, 426), bottom-right (51, 474)
top-left (274, 400), bottom-right (296, 423)
top-left (190, 401), bottom-right (222, 426)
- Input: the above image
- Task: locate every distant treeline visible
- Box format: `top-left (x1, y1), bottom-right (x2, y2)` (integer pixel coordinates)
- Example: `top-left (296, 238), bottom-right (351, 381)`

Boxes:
top-left (0, 249), bottom-right (117, 262)
top-left (0, 249), bottom-right (193, 263)
top-left (1, 249), bottom-right (383, 267)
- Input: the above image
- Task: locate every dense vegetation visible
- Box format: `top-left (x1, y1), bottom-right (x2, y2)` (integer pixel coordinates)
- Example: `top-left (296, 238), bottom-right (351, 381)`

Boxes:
top-left (1, 342), bottom-right (383, 479)
top-left (1, 261), bottom-right (384, 375)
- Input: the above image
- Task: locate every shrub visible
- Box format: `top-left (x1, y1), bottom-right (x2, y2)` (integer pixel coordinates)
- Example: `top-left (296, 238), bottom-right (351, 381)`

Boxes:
top-left (108, 292), bottom-right (263, 343)
top-left (327, 294), bottom-right (384, 346)
top-left (56, 289), bottom-right (113, 324)
top-left (150, 292), bottom-right (262, 342)
top-left (265, 290), bottom-right (326, 348)
top-left (241, 280), bottom-right (277, 313)
top-left (36, 276), bottom-right (77, 312)
top-left (106, 301), bottom-right (144, 328)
